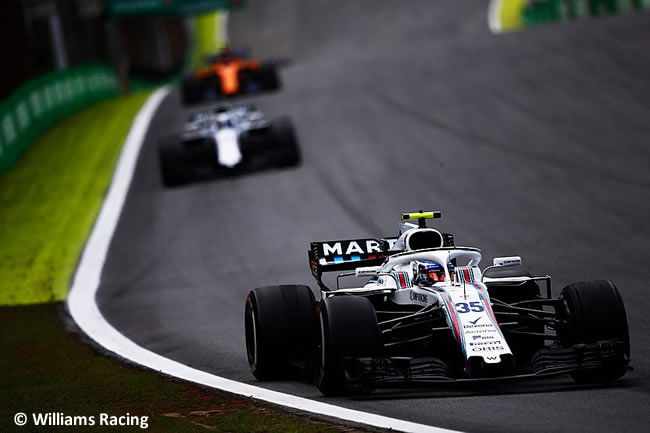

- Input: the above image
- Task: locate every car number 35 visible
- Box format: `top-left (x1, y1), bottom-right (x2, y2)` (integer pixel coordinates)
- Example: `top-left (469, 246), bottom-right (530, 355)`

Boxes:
top-left (455, 301), bottom-right (484, 313)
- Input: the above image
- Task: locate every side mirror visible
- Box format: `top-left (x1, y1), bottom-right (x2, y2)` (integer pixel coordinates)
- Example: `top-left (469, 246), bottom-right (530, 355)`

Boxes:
top-left (493, 256), bottom-right (522, 267)
top-left (355, 266), bottom-right (382, 277)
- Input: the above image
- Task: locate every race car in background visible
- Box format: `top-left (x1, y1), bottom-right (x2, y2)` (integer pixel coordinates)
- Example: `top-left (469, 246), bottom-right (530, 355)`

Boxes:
top-left (244, 211), bottom-right (631, 396)
top-left (158, 103), bottom-right (300, 186)
top-left (181, 47), bottom-right (281, 105)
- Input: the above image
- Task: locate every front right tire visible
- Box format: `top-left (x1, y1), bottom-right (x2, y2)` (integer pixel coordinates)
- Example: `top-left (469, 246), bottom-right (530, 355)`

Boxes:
top-left (559, 280), bottom-right (630, 383)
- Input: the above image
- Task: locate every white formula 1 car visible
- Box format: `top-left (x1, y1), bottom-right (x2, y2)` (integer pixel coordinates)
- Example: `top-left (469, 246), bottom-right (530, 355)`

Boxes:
top-left (244, 211), bottom-right (631, 396)
top-left (159, 104), bottom-right (299, 186)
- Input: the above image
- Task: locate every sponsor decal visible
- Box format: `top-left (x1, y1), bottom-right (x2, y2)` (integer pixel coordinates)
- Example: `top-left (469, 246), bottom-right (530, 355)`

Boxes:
top-left (463, 323), bottom-right (492, 329)
top-left (472, 334), bottom-right (496, 340)
top-left (321, 240), bottom-right (382, 257)
top-left (471, 345), bottom-right (505, 352)
top-left (356, 267), bottom-right (380, 276)
top-left (469, 340), bottom-right (501, 346)
top-left (465, 328), bottom-right (496, 334)
top-left (409, 291), bottom-right (428, 303)
top-left (469, 316), bottom-right (482, 325)
top-left (318, 238), bottom-right (398, 260)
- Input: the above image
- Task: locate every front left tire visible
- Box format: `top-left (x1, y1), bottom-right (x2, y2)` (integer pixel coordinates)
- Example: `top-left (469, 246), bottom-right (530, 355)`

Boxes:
top-left (316, 296), bottom-right (380, 396)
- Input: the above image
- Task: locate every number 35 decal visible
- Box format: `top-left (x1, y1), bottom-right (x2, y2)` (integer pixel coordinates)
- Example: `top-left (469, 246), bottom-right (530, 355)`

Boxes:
top-left (455, 301), bottom-right (484, 313)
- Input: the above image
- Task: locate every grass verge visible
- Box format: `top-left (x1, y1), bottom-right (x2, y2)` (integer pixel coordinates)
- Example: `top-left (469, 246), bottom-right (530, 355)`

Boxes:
top-left (0, 303), bottom-right (368, 432)
top-left (0, 91), bottom-right (150, 305)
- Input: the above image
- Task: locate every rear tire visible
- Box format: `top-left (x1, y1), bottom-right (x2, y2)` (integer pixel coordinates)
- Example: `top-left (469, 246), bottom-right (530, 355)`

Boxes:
top-left (245, 285), bottom-right (316, 380)
top-left (181, 76), bottom-right (204, 105)
top-left (271, 118), bottom-right (301, 167)
top-left (158, 139), bottom-right (186, 187)
top-left (559, 280), bottom-right (630, 383)
top-left (316, 296), bottom-right (380, 396)
top-left (258, 64), bottom-right (280, 91)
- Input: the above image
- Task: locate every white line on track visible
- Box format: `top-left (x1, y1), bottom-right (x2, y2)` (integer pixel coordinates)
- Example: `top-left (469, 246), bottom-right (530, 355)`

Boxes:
top-left (66, 90), bottom-right (464, 433)
top-left (488, 0), bottom-right (504, 34)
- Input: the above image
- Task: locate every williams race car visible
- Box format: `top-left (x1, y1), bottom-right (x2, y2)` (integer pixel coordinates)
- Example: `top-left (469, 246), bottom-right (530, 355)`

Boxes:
top-left (158, 104), bottom-right (300, 186)
top-left (181, 48), bottom-right (280, 105)
top-left (244, 211), bottom-right (631, 396)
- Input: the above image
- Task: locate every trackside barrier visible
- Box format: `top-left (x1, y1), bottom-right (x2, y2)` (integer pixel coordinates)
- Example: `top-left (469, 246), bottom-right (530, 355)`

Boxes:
top-left (522, 0), bottom-right (650, 26)
top-left (0, 64), bottom-right (118, 175)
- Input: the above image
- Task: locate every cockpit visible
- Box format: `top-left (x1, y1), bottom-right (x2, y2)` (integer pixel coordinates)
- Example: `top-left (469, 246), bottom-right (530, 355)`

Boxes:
top-left (412, 259), bottom-right (455, 286)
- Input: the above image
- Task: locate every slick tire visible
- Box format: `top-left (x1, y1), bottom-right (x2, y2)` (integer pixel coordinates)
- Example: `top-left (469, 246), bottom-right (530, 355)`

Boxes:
top-left (181, 76), bottom-right (204, 105)
top-left (559, 280), bottom-right (630, 383)
top-left (258, 64), bottom-right (280, 91)
top-left (245, 285), bottom-right (316, 380)
top-left (316, 296), bottom-right (380, 396)
top-left (158, 140), bottom-right (187, 187)
top-left (271, 118), bottom-right (301, 167)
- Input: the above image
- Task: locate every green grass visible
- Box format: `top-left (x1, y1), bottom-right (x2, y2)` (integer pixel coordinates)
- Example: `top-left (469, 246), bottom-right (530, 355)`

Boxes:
top-left (0, 91), bottom-right (151, 305)
top-left (193, 11), bottom-right (225, 69)
top-left (0, 304), bottom-right (367, 433)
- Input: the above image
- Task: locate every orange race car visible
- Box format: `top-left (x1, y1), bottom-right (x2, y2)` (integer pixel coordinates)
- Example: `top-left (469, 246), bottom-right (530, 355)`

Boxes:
top-left (181, 48), bottom-right (280, 105)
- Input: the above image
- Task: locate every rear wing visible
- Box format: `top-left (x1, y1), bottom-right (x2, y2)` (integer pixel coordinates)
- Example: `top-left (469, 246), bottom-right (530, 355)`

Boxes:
top-left (308, 237), bottom-right (399, 283)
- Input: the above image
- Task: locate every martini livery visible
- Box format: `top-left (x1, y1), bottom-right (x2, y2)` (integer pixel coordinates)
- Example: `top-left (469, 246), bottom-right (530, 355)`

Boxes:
top-left (244, 211), bottom-right (631, 396)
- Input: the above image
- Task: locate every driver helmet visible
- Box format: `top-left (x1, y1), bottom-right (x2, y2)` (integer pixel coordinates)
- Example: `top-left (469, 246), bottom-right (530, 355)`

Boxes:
top-left (413, 260), bottom-right (451, 286)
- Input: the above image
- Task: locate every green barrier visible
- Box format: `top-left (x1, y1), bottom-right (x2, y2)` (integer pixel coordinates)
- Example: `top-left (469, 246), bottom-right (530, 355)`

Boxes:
top-left (0, 64), bottom-right (118, 175)
top-left (0, 7), bottom-right (228, 176)
top-left (522, 0), bottom-right (650, 27)
top-left (107, 0), bottom-right (245, 17)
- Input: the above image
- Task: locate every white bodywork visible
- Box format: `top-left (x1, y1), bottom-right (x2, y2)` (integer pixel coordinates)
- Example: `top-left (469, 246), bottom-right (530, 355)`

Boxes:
top-left (215, 128), bottom-right (242, 167)
top-left (333, 226), bottom-right (514, 366)
top-left (185, 105), bottom-right (267, 168)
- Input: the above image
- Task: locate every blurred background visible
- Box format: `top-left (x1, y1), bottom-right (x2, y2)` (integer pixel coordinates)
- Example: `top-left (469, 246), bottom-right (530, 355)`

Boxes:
top-left (1, 0), bottom-right (649, 176)
top-left (0, 0), bottom-right (242, 99)
top-left (1, 1), bottom-right (649, 432)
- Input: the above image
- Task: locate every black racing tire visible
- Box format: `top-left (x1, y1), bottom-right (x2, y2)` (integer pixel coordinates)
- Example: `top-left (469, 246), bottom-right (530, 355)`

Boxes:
top-left (271, 118), bottom-right (301, 167)
top-left (245, 285), bottom-right (316, 381)
top-left (258, 63), bottom-right (280, 91)
top-left (483, 268), bottom-right (543, 364)
top-left (558, 280), bottom-right (630, 383)
top-left (181, 76), bottom-right (204, 105)
top-left (316, 296), bottom-right (380, 396)
top-left (158, 139), bottom-right (187, 187)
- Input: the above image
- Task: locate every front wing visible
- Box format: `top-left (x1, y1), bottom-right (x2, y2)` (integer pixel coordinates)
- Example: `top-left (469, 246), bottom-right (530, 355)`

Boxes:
top-left (343, 340), bottom-right (629, 390)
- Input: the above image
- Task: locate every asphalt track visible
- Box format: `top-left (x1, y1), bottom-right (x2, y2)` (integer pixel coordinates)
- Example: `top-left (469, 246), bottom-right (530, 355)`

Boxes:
top-left (97, 2), bottom-right (650, 432)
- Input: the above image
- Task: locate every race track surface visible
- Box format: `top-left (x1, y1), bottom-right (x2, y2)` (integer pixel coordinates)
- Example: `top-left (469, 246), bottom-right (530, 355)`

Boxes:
top-left (97, 2), bottom-right (650, 432)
